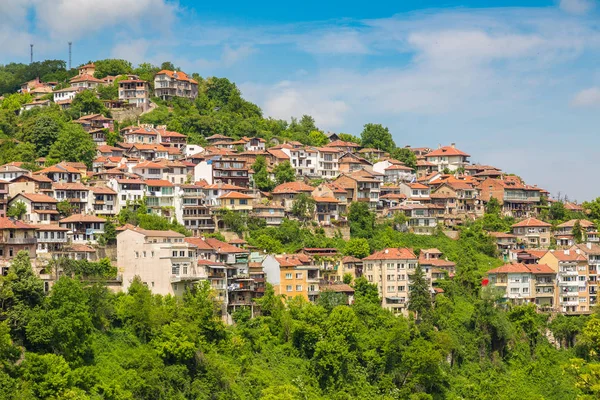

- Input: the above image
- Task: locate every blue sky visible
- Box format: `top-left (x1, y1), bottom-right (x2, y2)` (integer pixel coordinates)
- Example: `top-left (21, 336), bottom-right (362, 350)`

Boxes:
top-left (2, 0), bottom-right (600, 200)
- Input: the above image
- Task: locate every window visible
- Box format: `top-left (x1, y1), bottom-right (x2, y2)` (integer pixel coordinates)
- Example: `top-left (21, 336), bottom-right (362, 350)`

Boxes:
top-left (296, 273), bottom-right (303, 279)
top-left (179, 251), bottom-right (185, 257)
top-left (296, 285), bottom-right (302, 291)
top-left (172, 251), bottom-right (177, 257)
top-left (522, 287), bottom-right (528, 293)
top-left (286, 285), bottom-right (292, 292)
top-left (143, 251), bottom-right (146, 258)
top-left (398, 285), bottom-right (406, 292)
top-left (285, 273), bottom-right (292, 279)
top-left (135, 251), bottom-right (139, 258)
top-left (172, 265), bottom-right (180, 275)
top-left (387, 285), bottom-right (395, 292)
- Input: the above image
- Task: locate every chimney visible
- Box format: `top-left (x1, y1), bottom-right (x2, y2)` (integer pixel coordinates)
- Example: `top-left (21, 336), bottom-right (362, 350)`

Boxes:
top-left (564, 249), bottom-right (569, 255)
top-left (451, 143), bottom-right (456, 148)
top-left (587, 243), bottom-right (592, 250)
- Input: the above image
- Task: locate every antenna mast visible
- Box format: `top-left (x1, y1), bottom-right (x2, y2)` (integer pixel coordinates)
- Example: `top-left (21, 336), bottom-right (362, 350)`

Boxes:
top-left (30, 44), bottom-right (33, 64)
top-left (68, 42), bottom-right (72, 70)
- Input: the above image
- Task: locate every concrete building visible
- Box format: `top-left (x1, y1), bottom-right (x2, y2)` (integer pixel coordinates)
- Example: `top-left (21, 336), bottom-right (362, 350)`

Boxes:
top-left (511, 218), bottom-right (552, 249)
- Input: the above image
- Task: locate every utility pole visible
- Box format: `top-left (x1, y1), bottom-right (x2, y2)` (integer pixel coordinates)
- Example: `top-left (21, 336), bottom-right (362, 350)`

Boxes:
top-left (68, 42), bottom-right (72, 70)
top-left (30, 44), bottom-right (33, 64)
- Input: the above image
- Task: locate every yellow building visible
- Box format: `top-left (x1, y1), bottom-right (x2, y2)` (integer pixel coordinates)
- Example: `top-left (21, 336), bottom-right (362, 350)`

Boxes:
top-left (262, 254), bottom-right (320, 302)
top-left (217, 191), bottom-right (253, 212)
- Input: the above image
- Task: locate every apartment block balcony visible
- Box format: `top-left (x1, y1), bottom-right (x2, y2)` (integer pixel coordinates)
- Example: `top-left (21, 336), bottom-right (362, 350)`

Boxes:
top-left (559, 270), bottom-right (578, 277)
top-left (170, 274), bottom-right (204, 283)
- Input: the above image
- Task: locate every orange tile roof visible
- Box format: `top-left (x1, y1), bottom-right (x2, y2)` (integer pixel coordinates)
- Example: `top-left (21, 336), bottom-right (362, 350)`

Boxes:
top-left (16, 193), bottom-right (57, 203)
top-left (218, 191), bottom-right (253, 199)
top-left (155, 70), bottom-right (198, 84)
top-left (144, 179), bottom-right (174, 187)
top-left (272, 181), bottom-right (314, 194)
top-left (60, 214), bottom-right (106, 223)
top-left (487, 263), bottom-right (532, 274)
top-left (512, 217), bottom-right (551, 228)
top-left (425, 146), bottom-right (470, 157)
top-left (363, 248), bottom-right (417, 260)
top-left (0, 217), bottom-right (36, 230)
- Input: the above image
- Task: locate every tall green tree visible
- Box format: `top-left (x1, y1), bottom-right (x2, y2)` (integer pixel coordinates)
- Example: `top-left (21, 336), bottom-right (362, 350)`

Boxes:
top-left (408, 264), bottom-right (432, 321)
top-left (360, 123), bottom-right (395, 152)
top-left (572, 220), bottom-right (585, 244)
top-left (47, 124), bottom-right (97, 168)
top-left (7, 201), bottom-right (27, 220)
top-left (92, 59), bottom-right (133, 78)
top-left (291, 193), bottom-right (316, 223)
top-left (69, 90), bottom-right (109, 118)
top-left (348, 202), bottom-right (375, 238)
top-left (252, 156), bottom-right (275, 191)
top-left (273, 160), bottom-right (296, 185)
top-left (390, 147), bottom-right (418, 169)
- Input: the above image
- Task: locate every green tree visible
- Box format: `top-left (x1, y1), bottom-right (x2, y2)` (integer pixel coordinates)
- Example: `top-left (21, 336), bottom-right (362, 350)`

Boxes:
top-left (20, 353), bottom-right (73, 399)
top-left (101, 220), bottom-right (117, 244)
top-left (338, 133), bottom-right (361, 145)
top-left (69, 89), bottom-right (109, 117)
top-left (47, 124), bottom-right (97, 168)
top-left (252, 156), bottom-right (275, 191)
top-left (390, 147), bottom-right (418, 169)
top-left (7, 201), bottom-right (27, 220)
top-left (343, 238), bottom-right (370, 259)
top-left (291, 193), bottom-right (316, 223)
top-left (485, 196), bottom-right (502, 215)
top-left (348, 201), bottom-right (375, 238)
top-left (308, 130), bottom-right (328, 146)
top-left (584, 197), bottom-right (600, 220)
top-left (408, 264), bottom-right (432, 321)
top-left (26, 277), bottom-right (94, 362)
top-left (20, 113), bottom-right (61, 156)
top-left (273, 160), bottom-right (296, 185)
top-left (56, 200), bottom-right (73, 217)
top-left (317, 290), bottom-right (348, 312)
top-left (253, 234), bottom-right (284, 254)
top-left (352, 277), bottom-right (380, 305)
top-left (549, 201), bottom-right (566, 221)
top-left (572, 220), bottom-right (585, 244)
top-left (360, 123), bottom-right (395, 152)
top-left (93, 59), bottom-right (133, 78)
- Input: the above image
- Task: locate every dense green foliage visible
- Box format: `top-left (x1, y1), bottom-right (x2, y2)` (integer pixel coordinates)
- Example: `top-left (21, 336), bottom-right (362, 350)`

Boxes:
top-left (118, 202), bottom-right (191, 236)
top-left (1, 251), bottom-right (599, 399)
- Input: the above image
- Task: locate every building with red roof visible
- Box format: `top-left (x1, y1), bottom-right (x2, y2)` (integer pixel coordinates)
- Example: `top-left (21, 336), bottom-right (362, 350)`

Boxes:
top-left (154, 70), bottom-right (198, 101)
top-left (424, 143), bottom-right (470, 172)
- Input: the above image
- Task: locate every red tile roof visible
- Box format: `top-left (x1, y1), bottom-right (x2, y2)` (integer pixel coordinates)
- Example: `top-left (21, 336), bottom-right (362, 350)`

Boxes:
top-left (425, 146), bottom-right (470, 157)
top-left (218, 191), bottom-right (253, 199)
top-left (144, 179), bottom-right (174, 187)
top-left (15, 193), bottom-right (57, 203)
top-left (272, 181), bottom-right (314, 194)
top-left (0, 218), bottom-right (36, 230)
top-left (512, 217), bottom-right (551, 228)
top-left (363, 248), bottom-right (417, 260)
top-left (60, 214), bottom-right (106, 223)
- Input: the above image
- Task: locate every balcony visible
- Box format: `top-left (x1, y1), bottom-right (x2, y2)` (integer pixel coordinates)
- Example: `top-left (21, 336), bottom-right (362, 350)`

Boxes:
top-left (3, 237), bottom-right (37, 244)
top-left (559, 270), bottom-right (578, 277)
top-left (560, 300), bottom-right (579, 306)
top-left (558, 280), bottom-right (580, 287)
top-left (170, 274), bottom-right (204, 283)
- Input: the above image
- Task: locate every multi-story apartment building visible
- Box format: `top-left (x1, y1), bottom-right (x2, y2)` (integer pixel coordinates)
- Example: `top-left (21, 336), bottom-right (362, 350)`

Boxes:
top-left (424, 144), bottom-right (470, 172)
top-left (9, 193), bottom-right (59, 224)
top-left (118, 227), bottom-right (198, 296)
top-left (154, 70), bottom-right (198, 101)
top-left (107, 178), bottom-right (147, 211)
top-left (571, 243), bottom-right (600, 309)
top-left (418, 248), bottom-right (456, 284)
top-left (301, 248), bottom-right (342, 282)
top-left (317, 147), bottom-right (341, 177)
top-left (33, 224), bottom-right (70, 257)
top-left (511, 217), bottom-right (552, 249)
top-left (539, 249), bottom-right (589, 313)
top-left (145, 180), bottom-right (175, 218)
top-left (338, 153), bottom-right (372, 174)
top-left (59, 214), bottom-right (106, 244)
top-left (487, 263), bottom-right (555, 308)
top-left (433, 181), bottom-right (483, 217)
top-left (285, 146), bottom-right (319, 177)
top-left (555, 219), bottom-right (596, 247)
top-left (118, 79), bottom-right (150, 108)
top-left (263, 254), bottom-right (320, 302)
top-left (175, 185), bottom-right (215, 235)
top-left (0, 217), bottom-right (37, 263)
top-left (217, 192), bottom-right (253, 213)
top-left (383, 164), bottom-right (415, 183)
top-left (334, 170), bottom-right (381, 210)
top-left (362, 248), bottom-right (421, 314)
top-left (479, 177), bottom-right (542, 218)
top-left (0, 180), bottom-right (7, 218)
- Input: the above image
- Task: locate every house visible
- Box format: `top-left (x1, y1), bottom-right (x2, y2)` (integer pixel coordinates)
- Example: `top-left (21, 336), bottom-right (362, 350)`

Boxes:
top-left (399, 182), bottom-right (430, 201)
top-left (418, 248), bottom-right (456, 284)
top-left (36, 163), bottom-right (82, 183)
top-left (0, 164), bottom-right (29, 181)
top-left (511, 218), bottom-right (552, 249)
top-left (320, 283), bottom-right (355, 304)
top-left (416, 160), bottom-right (437, 178)
top-left (73, 114), bottom-right (114, 143)
top-left (251, 202), bottom-right (285, 226)
top-left (432, 181), bottom-right (483, 218)
top-left (175, 184), bottom-right (214, 235)
top-left (570, 243), bottom-right (600, 309)
top-left (107, 178), bottom-right (147, 211)
top-left (334, 170), bottom-right (381, 209)
top-left (211, 158), bottom-right (250, 188)
top-left (539, 249), bottom-right (589, 313)
top-left (479, 177), bottom-right (543, 218)
top-left (118, 79), bottom-right (151, 108)
top-left (9, 193), bottom-right (59, 224)
top-left (285, 146), bottom-right (318, 177)
top-left (262, 254), bottom-right (320, 302)
top-left (20, 99), bottom-right (50, 113)
top-left (424, 144), bottom-right (470, 172)
top-left (555, 219), bottom-right (596, 247)
top-left (217, 191), bottom-right (253, 213)
top-left (487, 263), bottom-right (555, 308)
top-left (206, 134), bottom-right (233, 145)
top-left (52, 183), bottom-right (90, 214)
top-left (9, 174), bottom-right (53, 197)
top-left (312, 182), bottom-right (349, 218)
top-left (312, 194), bottom-right (340, 226)
top-left (341, 256), bottom-right (363, 280)
top-left (338, 152), bottom-right (372, 174)
top-left (302, 248), bottom-right (342, 282)
top-left (362, 248), bottom-right (421, 314)
top-left (118, 227), bottom-right (198, 296)
top-left (323, 140), bottom-right (361, 153)
top-left (390, 202), bottom-right (444, 235)
top-left (244, 137), bottom-right (266, 151)
top-left (69, 74), bottom-right (103, 89)
top-left (384, 164), bottom-right (415, 183)
top-left (271, 181), bottom-right (315, 211)
top-left (154, 70), bottom-right (198, 100)
top-left (53, 86), bottom-right (85, 107)
top-left (488, 232), bottom-right (518, 262)
top-left (33, 224), bottom-right (70, 257)
top-left (59, 214), bottom-right (105, 243)
top-left (89, 186), bottom-right (117, 216)
top-left (358, 148), bottom-right (388, 160)
top-left (0, 218), bottom-right (37, 263)
top-left (78, 63), bottom-right (96, 76)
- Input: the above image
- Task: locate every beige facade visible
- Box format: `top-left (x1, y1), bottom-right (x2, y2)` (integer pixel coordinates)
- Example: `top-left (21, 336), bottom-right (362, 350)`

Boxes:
top-left (117, 227), bottom-right (199, 296)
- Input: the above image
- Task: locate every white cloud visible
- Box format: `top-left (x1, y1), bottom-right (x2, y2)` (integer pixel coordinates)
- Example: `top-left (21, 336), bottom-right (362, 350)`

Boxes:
top-left (111, 39), bottom-right (151, 66)
top-left (571, 87), bottom-right (600, 107)
top-left (34, 0), bottom-right (177, 39)
top-left (221, 45), bottom-right (256, 67)
top-left (559, 0), bottom-right (596, 15)
top-left (299, 30), bottom-right (370, 54)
